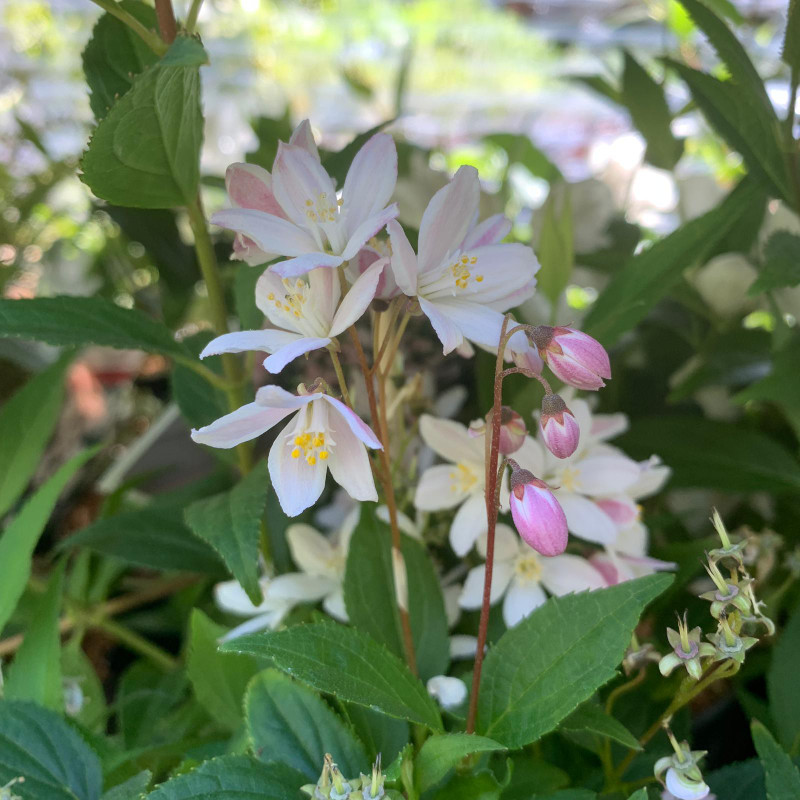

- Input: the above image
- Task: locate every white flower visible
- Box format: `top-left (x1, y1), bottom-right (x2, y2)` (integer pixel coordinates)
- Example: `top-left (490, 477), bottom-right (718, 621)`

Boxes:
top-left (413, 414), bottom-right (489, 557)
top-left (191, 386), bottom-right (381, 516)
top-left (214, 577), bottom-right (294, 641)
top-left (212, 120), bottom-right (399, 278)
top-left (198, 260), bottom-right (385, 373)
top-left (426, 675), bottom-right (468, 710)
top-left (459, 524), bottom-right (606, 627)
top-left (388, 165), bottom-right (539, 354)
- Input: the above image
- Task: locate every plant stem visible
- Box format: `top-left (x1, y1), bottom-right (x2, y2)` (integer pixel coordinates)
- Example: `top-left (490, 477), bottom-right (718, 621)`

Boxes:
top-left (154, 0), bottom-right (178, 43)
top-left (89, 0), bottom-right (168, 55)
top-left (185, 0), bottom-right (204, 33)
top-left (94, 617), bottom-right (179, 671)
top-left (328, 347), bottom-right (354, 408)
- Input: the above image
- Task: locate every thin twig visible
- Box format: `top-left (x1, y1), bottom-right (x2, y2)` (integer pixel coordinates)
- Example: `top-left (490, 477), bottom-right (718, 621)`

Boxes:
top-left (154, 0), bottom-right (178, 43)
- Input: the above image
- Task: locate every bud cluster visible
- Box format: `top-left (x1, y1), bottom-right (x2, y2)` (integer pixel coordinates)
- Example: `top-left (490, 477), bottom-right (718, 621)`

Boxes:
top-left (654, 725), bottom-right (710, 800)
top-left (302, 755), bottom-right (386, 800)
top-left (0, 778), bottom-right (24, 800)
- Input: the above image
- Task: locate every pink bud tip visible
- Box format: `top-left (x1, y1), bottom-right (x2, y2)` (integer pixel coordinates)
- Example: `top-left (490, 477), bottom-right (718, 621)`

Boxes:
top-left (539, 394), bottom-right (580, 459)
top-left (530, 325), bottom-right (611, 391)
top-left (497, 406), bottom-right (527, 455)
top-left (507, 461), bottom-right (568, 556)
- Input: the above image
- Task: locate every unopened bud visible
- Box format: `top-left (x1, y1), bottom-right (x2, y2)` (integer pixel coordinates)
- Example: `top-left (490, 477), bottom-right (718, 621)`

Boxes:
top-left (655, 729), bottom-right (710, 800)
top-left (529, 325), bottom-right (611, 391)
top-left (497, 406), bottom-right (527, 454)
top-left (539, 394), bottom-right (580, 459)
top-left (507, 459), bottom-right (568, 556)
top-left (426, 675), bottom-right (467, 710)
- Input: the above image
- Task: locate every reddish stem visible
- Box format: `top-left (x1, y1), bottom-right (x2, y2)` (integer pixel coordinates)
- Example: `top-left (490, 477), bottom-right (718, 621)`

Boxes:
top-left (154, 0), bottom-right (178, 43)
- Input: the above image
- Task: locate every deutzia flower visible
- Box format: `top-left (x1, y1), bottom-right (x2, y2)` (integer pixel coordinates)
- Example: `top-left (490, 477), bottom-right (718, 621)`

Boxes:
top-left (191, 385), bottom-right (381, 516)
top-left (214, 577), bottom-right (294, 641)
top-left (387, 165), bottom-right (539, 354)
top-left (198, 260), bottom-right (385, 373)
top-left (459, 524), bottom-right (606, 627)
top-left (212, 120), bottom-right (399, 278)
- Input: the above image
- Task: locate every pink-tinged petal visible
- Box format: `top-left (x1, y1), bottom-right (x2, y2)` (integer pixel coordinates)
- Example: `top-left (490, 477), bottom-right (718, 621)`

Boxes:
top-left (255, 384), bottom-right (317, 409)
top-left (575, 452), bottom-right (641, 495)
top-left (461, 213), bottom-right (512, 249)
top-left (415, 465), bottom-right (468, 511)
top-left (456, 340), bottom-right (475, 358)
top-left (326, 411), bottom-right (379, 503)
top-left (418, 165), bottom-right (480, 274)
top-left (200, 329), bottom-right (301, 359)
top-left (387, 219), bottom-right (419, 295)
top-left (541, 554), bottom-right (607, 595)
top-left (418, 297), bottom-right (464, 354)
top-left (459, 560), bottom-right (514, 609)
top-left (342, 133), bottom-right (398, 238)
top-left (264, 336), bottom-right (332, 373)
top-left (191, 402), bottom-right (297, 449)
top-left (269, 252), bottom-right (344, 278)
top-left (308, 265), bottom-right (341, 326)
top-left (268, 426), bottom-right (327, 516)
top-left (423, 298), bottom-right (505, 350)
top-left (449, 492), bottom-right (488, 557)
top-left (503, 580), bottom-right (548, 627)
top-left (594, 495), bottom-right (639, 529)
top-left (341, 204), bottom-right (400, 261)
top-left (546, 352), bottom-right (606, 391)
top-left (420, 414), bottom-right (485, 465)
top-left (321, 395), bottom-right (382, 449)
top-left (288, 119), bottom-right (320, 162)
top-left (211, 208), bottom-right (318, 256)
top-left (225, 162), bottom-right (286, 218)
top-left (232, 234), bottom-right (274, 267)
top-left (553, 491), bottom-right (617, 545)
top-left (555, 328), bottom-right (611, 379)
top-left (512, 344), bottom-right (544, 375)
top-left (588, 552), bottom-right (623, 586)
top-left (590, 412), bottom-right (628, 441)
top-left (511, 482), bottom-right (568, 556)
top-left (540, 397), bottom-right (580, 460)
top-left (272, 142), bottom-right (338, 229)
top-left (621, 553), bottom-right (677, 578)
top-left (329, 258), bottom-right (386, 336)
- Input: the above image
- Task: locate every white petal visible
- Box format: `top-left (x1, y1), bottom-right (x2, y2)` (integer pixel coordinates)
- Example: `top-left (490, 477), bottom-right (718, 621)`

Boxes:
top-left (449, 635), bottom-right (479, 660)
top-left (503, 580), bottom-right (547, 627)
top-left (613, 521), bottom-right (648, 557)
top-left (199, 329), bottom-right (301, 358)
top-left (272, 142), bottom-right (338, 229)
top-left (575, 453), bottom-right (641, 495)
top-left (419, 414), bottom-right (485, 465)
top-left (225, 162), bottom-right (285, 217)
top-left (514, 436), bottom-right (547, 480)
top-left (191, 402), bottom-right (296, 449)
top-left (665, 768), bottom-right (711, 800)
top-left (288, 119), bottom-right (320, 161)
top-left (268, 252), bottom-right (344, 278)
top-left (255, 385), bottom-right (317, 409)
top-left (329, 257), bottom-right (386, 336)
top-left (627, 456), bottom-right (671, 499)
top-left (461, 213), bottom-right (512, 249)
top-left (287, 523), bottom-right (336, 576)
top-left (214, 580), bottom-right (264, 616)
top-left (211, 208), bottom-right (318, 256)
top-left (269, 572), bottom-right (337, 603)
top-left (449, 492), bottom-right (488, 557)
top-left (426, 675), bottom-right (467, 710)
top-left (541, 554), bottom-right (607, 596)
top-left (418, 297), bottom-right (465, 354)
top-left (459, 560), bottom-right (513, 609)
top-left (322, 588), bottom-right (349, 622)
top-left (268, 426), bottom-right (327, 516)
top-left (341, 204), bottom-right (400, 261)
top-left (414, 465), bottom-right (468, 511)
top-left (376, 505), bottom-right (419, 538)
top-left (326, 409), bottom-right (379, 502)
top-left (264, 336), bottom-right (332, 373)
top-left (387, 219), bottom-right (419, 295)
top-left (342, 133), bottom-right (398, 238)
top-left (418, 165), bottom-right (480, 275)
top-left (476, 523), bottom-right (519, 562)
top-left (590, 412), bottom-right (628, 442)
top-left (423, 298), bottom-right (506, 350)
top-left (321, 395), bottom-right (382, 449)
top-left (554, 491), bottom-right (618, 545)
top-left (219, 611), bottom-right (287, 642)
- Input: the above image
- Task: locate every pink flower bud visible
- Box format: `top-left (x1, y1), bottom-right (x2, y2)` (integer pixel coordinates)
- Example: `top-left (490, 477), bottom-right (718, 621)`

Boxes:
top-left (507, 460), bottom-right (568, 556)
top-left (529, 325), bottom-right (611, 391)
top-left (497, 406), bottom-right (527, 455)
top-left (539, 394), bottom-right (580, 459)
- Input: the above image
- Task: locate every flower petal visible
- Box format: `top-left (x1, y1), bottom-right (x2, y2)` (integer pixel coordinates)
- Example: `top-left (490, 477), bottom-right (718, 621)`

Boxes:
top-left (554, 491), bottom-right (618, 545)
top-left (326, 409), bottom-right (379, 503)
top-left (268, 426), bottom-right (327, 516)
top-left (329, 257), bottom-right (386, 336)
top-left (272, 141), bottom-right (338, 229)
top-left (418, 297), bottom-right (465, 354)
top-left (288, 119), bottom-right (320, 161)
top-left (323, 588), bottom-right (349, 622)
top-left (514, 436), bottom-right (547, 479)
top-left (269, 572), bottom-right (337, 603)
top-left (264, 336), bottom-right (332, 373)
top-left (419, 414), bottom-right (485, 465)
top-left (287, 523), bottom-right (336, 576)
top-left (321, 395), bottom-right (382, 449)
top-left (255, 385), bottom-right (317, 409)
top-left (459, 560), bottom-right (514, 609)
top-left (574, 452), bottom-right (641, 495)
top-left (225, 162), bottom-right (285, 217)
top-left (450, 635), bottom-right (479, 660)
top-left (461, 213), bottom-right (512, 249)
top-left (342, 133), bottom-right (398, 238)
top-left (211, 208), bottom-right (318, 256)
top-left (414, 465), bottom-right (468, 511)
top-left (200, 329), bottom-right (301, 358)
top-left (269, 252), bottom-right (344, 278)
top-left (422, 298), bottom-right (506, 350)
top-left (541, 554), bottom-right (607, 596)
top-left (503, 579), bottom-right (547, 627)
top-left (191, 402), bottom-right (297, 449)
top-left (341, 204), bottom-right (400, 261)
top-left (476, 523), bottom-right (520, 562)
top-left (449, 492), bottom-right (488, 556)
top-left (387, 219), bottom-right (419, 295)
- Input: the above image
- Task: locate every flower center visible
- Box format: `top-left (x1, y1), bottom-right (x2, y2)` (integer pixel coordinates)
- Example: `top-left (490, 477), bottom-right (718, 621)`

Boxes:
top-left (290, 430), bottom-right (330, 466)
top-left (449, 463), bottom-right (479, 493)
top-left (559, 466), bottom-right (579, 492)
top-left (514, 553), bottom-right (543, 583)
top-left (449, 253), bottom-right (483, 290)
top-left (267, 277), bottom-right (311, 320)
top-left (304, 192), bottom-right (338, 224)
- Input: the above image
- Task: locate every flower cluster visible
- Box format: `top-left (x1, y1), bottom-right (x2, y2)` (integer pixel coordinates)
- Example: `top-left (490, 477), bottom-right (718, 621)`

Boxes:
top-left (302, 754), bottom-right (386, 800)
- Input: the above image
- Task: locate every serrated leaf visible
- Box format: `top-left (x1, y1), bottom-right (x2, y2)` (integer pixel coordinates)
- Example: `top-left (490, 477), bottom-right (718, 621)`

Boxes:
top-left (752, 720), bottom-right (800, 799)
top-left (102, 771), bottom-right (152, 800)
top-left (81, 37), bottom-right (206, 208)
top-left (476, 574), bottom-right (672, 748)
top-left (749, 232), bottom-right (800, 294)
top-left (186, 610), bottom-right (260, 732)
top-left (559, 701), bottom-right (641, 752)
top-left (82, 0), bottom-right (159, 120)
top-left (0, 354), bottom-right (70, 518)
top-left (4, 562), bottom-right (65, 710)
top-left (185, 461), bottom-right (268, 604)
top-left (221, 622), bottom-right (443, 730)
top-left (145, 755), bottom-right (306, 800)
top-left (246, 669), bottom-right (368, 780)
top-left (415, 734), bottom-right (505, 792)
top-left (0, 296), bottom-right (190, 359)
top-left (0, 447), bottom-right (95, 634)
top-left (0, 700), bottom-right (103, 800)
top-left (583, 179), bottom-right (760, 345)
top-left (344, 704), bottom-right (409, 764)
top-left (707, 758), bottom-right (766, 799)
top-left (768, 605), bottom-right (800, 753)
top-left (616, 417), bottom-right (800, 493)
top-left (433, 769), bottom-right (504, 800)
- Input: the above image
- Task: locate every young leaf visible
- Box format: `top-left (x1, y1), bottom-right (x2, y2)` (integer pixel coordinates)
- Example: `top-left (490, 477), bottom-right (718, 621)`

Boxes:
top-left (0, 447), bottom-right (95, 634)
top-left (476, 574), bottom-right (672, 748)
top-left (185, 461), bottom-right (268, 604)
top-left (0, 296), bottom-right (190, 359)
top-left (415, 733), bottom-right (506, 792)
top-left (81, 37), bottom-right (207, 208)
top-left (145, 755), bottom-right (306, 800)
top-left (751, 720), bottom-right (800, 798)
top-left (0, 700), bottom-right (103, 800)
top-left (4, 562), bottom-right (65, 710)
top-left (221, 621), bottom-right (443, 730)
top-left (82, 0), bottom-right (159, 120)
top-left (768, 605), bottom-right (800, 752)
top-left (558, 701), bottom-right (642, 753)
top-left (246, 669), bottom-right (368, 780)
top-left (749, 232), bottom-right (800, 294)
top-left (0, 354), bottom-right (71, 518)
top-left (186, 610), bottom-right (260, 732)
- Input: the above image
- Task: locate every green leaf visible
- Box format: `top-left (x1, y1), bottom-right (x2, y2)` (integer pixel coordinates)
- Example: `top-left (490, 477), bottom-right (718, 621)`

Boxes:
top-left (620, 52), bottom-right (683, 170)
top-left (322, 119), bottom-right (396, 185)
top-left (62, 638), bottom-right (107, 732)
top-left (707, 759), bottom-right (766, 799)
top-left (616, 417), bottom-right (800, 493)
top-left (185, 462), bottom-right (268, 604)
top-left (344, 512), bottom-right (449, 683)
top-left (558, 701), bottom-right (641, 753)
top-left (0, 296), bottom-right (190, 359)
top-left (102, 771), bottom-right (152, 800)
top-left (750, 232), bottom-right (800, 294)
top-left (752, 720), bottom-right (800, 799)
top-left (221, 622), bottom-right (443, 730)
top-left (433, 769), bottom-right (504, 800)
top-left (82, 0), bottom-right (159, 120)
top-left (0, 700), bottom-right (103, 800)
top-left (476, 574), bottom-right (672, 748)
top-left (535, 186), bottom-right (574, 306)
top-left (63, 507), bottom-right (225, 574)
top-left (583, 179), bottom-right (760, 345)
top-left (535, 793), bottom-right (597, 800)
top-left (4, 562), bottom-right (65, 710)
top-left (626, 791), bottom-right (648, 800)
top-left (186, 610), bottom-right (260, 732)
top-left (484, 133), bottom-right (563, 182)
top-left (81, 37), bottom-right (206, 208)
top-left (768, 605), bottom-right (800, 753)
top-left (145, 755), bottom-right (306, 800)
top-left (416, 734), bottom-right (506, 792)
top-left (0, 354), bottom-right (70, 518)
top-left (0, 447), bottom-right (95, 634)
top-left (246, 669), bottom-right (368, 780)
top-left (784, 0), bottom-right (800, 70)
top-left (570, 75), bottom-right (623, 106)
top-left (171, 331), bottom-right (228, 429)
top-left (344, 705), bottom-right (409, 764)
top-left (233, 263), bottom-right (265, 330)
